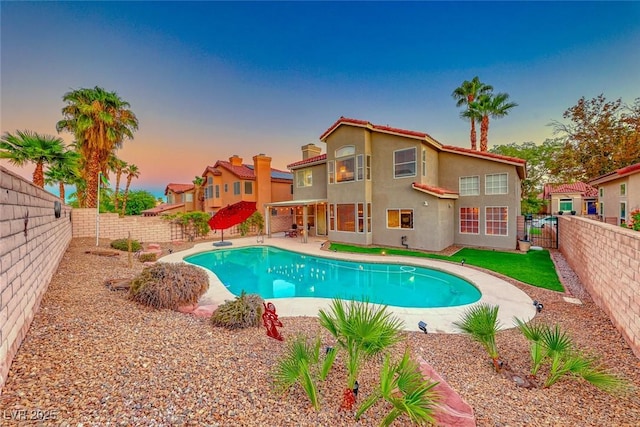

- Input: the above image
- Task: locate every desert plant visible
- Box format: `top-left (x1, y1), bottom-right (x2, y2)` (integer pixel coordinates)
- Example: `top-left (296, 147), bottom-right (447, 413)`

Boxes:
top-left (272, 335), bottom-right (322, 410)
top-left (110, 238), bottom-right (142, 252)
top-left (318, 299), bottom-right (404, 409)
top-left (210, 291), bottom-right (264, 329)
top-left (454, 303), bottom-right (502, 372)
top-left (138, 253), bottom-right (157, 263)
top-left (129, 263), bottom-right (209, 309)
top-left (355, 349), bottom-right (440, 426)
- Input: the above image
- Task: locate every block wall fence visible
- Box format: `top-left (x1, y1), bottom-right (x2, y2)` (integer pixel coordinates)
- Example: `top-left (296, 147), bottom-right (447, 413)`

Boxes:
top-left (558, 215), bottom-right (640, 358)
top-left (0, 167), bottom-right (73, 393)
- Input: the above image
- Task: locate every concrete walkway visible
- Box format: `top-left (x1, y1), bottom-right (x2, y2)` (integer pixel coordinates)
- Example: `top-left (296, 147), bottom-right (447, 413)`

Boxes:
top-left (160, 234), bottom-right (537, 333)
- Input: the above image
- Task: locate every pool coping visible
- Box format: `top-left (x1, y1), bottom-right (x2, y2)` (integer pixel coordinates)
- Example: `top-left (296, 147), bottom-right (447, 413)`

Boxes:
top-left (160, 236), bottom-right (537, 334)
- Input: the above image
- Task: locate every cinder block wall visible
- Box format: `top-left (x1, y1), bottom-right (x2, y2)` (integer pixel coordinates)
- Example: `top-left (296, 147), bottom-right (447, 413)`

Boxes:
top-left (0, 167), bottom-right (72, 392)
top-left (558, 215), bottom-right (640, 358)
top-left (72, 209), bottom-right (174, 242)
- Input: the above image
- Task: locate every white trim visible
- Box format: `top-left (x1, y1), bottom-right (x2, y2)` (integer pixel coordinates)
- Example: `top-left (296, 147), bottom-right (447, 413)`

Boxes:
top-left (393, 147), bottom-right (417, 179)
top-left (484, 206), bottom-right (509, 236)
top-left (459, 175), bottom-right (480, 196)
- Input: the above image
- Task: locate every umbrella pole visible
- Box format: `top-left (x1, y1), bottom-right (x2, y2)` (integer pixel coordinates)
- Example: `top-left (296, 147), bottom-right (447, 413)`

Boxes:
top-left (221, 229), bottom-right (224, 242)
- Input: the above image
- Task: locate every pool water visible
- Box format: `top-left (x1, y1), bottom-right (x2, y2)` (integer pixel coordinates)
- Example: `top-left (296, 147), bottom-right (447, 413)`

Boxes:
top-left (185, 246), bottom-right (481, 308)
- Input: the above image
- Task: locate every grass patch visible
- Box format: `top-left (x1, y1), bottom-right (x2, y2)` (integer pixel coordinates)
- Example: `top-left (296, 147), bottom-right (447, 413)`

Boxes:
top-left (328, 243), bottom-right (564, 292)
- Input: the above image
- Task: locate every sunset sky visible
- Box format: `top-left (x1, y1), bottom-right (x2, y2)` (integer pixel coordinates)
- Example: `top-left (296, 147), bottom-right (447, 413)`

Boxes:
top-left (2, 1), bottom-right (639, 199)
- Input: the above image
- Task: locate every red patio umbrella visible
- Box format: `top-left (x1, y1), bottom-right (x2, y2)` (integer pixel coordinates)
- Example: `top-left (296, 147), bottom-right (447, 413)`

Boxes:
top-left (208, 201), bottom-right (257, 244)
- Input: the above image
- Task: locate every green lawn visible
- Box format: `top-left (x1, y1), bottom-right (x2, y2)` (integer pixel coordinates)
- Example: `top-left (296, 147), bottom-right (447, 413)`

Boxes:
top-left (328, 243), bottom-right (564, 292)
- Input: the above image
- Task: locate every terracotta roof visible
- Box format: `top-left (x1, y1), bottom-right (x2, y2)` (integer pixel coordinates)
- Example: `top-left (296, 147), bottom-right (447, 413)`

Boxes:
top-left (440, 145), bottom-right (526, 165)
top-left (589, 162), bottom-right (640, 185)
top-left (320, 117), bottom-right (439, 142)
top-left (412, 182), bottom-right (459, 199)
top-left (201, 161), bottom-right (293, 181)
top-left (141, 203), bottom-right (185, 216)
top-left (287, 153), bottom-right (327, 169)
top-left (164, 183), bottom-right (194, 195)
top-left (542, 182), bottom-right (598, 199)
top-left (214, 160), bottom-right (255, 179)
top-left (201, 166), bottom-right (222, 177)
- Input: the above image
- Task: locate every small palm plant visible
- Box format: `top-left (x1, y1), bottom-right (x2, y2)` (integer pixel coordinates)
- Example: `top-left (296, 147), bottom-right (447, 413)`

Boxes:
top-left (454, 303), bottom-right (502, 372)
top-left (318, 299), bottom-right (404, 409)
top-left (515, 318), bottom-right (629, 393)
top-left (355, 349), bottom-right (440, 426)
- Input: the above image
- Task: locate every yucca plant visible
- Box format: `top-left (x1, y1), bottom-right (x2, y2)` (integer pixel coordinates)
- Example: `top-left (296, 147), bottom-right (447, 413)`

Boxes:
top-left (454, 303), bottom-right (502, 372)
top-left (355, 349), bottom-right (440, 426)
top-left (318, 299), bottom-right (404, 409)
top-left (272, 335), bottom-right (322, 410)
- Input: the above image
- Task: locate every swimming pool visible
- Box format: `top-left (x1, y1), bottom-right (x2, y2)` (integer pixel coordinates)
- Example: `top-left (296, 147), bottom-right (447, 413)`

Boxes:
top-left (185, 246), bottom-right (481, 308)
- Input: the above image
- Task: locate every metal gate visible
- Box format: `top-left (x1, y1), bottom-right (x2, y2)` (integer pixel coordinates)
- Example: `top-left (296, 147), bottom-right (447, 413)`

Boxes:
top-left (524, 214), bottom-right (558, 249)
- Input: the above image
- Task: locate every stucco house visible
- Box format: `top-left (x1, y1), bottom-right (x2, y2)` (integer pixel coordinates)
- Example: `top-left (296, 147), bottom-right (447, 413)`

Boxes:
top-left (201, 154), bottom-right (293, 216)
top-left (540, 182), bottom-right (598, 216)
top-left (267, 117), bottom-right (526, 251)
top-left (141, 183), bottom-right (195, 216)
top-left (589, 162), bottom-right (640, 226)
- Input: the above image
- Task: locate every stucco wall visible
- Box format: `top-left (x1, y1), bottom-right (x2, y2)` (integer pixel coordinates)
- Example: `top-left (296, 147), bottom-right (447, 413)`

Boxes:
top-left (558, 215), bottom-right (640, 358)
top-left (1, 167), bottom-right (73, 392)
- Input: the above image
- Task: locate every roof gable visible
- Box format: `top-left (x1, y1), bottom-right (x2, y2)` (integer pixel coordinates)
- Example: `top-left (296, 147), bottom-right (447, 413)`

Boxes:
top-left (165, 183), bottom-right (194, 195)
top-left (542, 182), bottom-right (598, 199)
top-left (589, 162), bottom-right (640, 185)
top-left (287, 153), bottom-right (327, 169)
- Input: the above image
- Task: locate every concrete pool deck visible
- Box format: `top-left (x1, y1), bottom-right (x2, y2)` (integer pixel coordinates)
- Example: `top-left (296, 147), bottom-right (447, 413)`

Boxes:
top-left (160, 235), bottom-right (537, 333)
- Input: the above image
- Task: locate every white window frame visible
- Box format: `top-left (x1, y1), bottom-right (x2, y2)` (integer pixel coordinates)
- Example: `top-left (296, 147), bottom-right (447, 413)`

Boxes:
top-left (559, 198), bottom-right (573, 212)
top-left (367, 202), bottom-right (371, 232)
top-left (357, 203), bottom-right (364, 233)
top-left (393, 147), bottom-right (417, 179)
top-left (356, 155), bottom-right (364, 181)
top-left (459, 207), bottom-right (479, 234)
top-left (386, 208), bottom-right (414, 229)
top-left (459, 176), bottom-right (480, 196)
top-left (485, 206), bottom-right (508, 236)
top-left (620, 183), bottom-right (626, 196)
top-left (422, 148), bottom-right (427, 177)
top-left (366, 155), bottom-right (371, 180)
top-left (185, 193), bottom-right (193, 202)
top-left (233, 182), bottom-right (240, 195)
top-left (327, 161), bottom-right (335, 184)
top-left (485, 173), bottom-right (508, 195)
top-left (296, 169), bottom-right (312, 187)
top-left (620, 201), bottom-right (627, 225)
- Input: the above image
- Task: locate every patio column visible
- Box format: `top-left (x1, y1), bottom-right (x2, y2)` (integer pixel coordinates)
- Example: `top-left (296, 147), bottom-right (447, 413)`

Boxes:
top-left (302, 205), bottom-right (308, 243)
top-left (265, 206), bottom-right (271, 238)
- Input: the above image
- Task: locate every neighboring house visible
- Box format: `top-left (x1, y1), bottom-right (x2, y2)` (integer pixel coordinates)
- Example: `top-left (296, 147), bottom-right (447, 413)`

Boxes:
top-left (540, 182), bottom-right (598, 216)
top-left (141, 183), bottom-right (195, 216)
top-left (201, 154), bottom-right (293, 216)
top-left (271, 117), bottom-right (526, 251)
top-left (589, 162), bottom-right (640, 226)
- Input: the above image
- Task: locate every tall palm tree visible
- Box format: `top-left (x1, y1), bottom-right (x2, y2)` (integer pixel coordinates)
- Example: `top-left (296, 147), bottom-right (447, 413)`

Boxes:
top-left (56, 86), bottom-right (138, 208)
top-left (120, 163), bottom-right (140, 215)
top-left (108, 155), bottom-right (128, 212)
top-left (1, 130), bottom-right (67, 188)
top-left (193, 176), bottom-right (205, 211)
top-left (471, 92), bottom-right (518, 152)
top-left (44, 148), bottom-right (81, 202)
top-left (452, 77), bottom-right (493, 150)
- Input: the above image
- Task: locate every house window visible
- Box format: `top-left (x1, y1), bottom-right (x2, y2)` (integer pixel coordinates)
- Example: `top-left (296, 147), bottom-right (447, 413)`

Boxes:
top-left (206, 177), bottom-right (213, 200)
top-left (328, 161), bottom-right (335, 184)
top-left (366, 155), bottom-right (371, 180)
top-left (224, 183), bottom-right (228, 193)
top-left (367, 203), bottom-right (371, 232)
top-left (335, 145), bottom-right (355, 157)
top-left (233, 182), bottom-right (240, 195)
top-left (185, 193), bottom-right (193, 202)
top-left (620, 201), bottom-right (627, 225)
top-left (357, 155), bottom-right (364, 181)
top-left (460, 207), bottom-right (479, 234)
top-left (459, 176), bottom-right (480, 196)
top-left (621, 183), bottom-right (626, 196)
top-left (329, 204), bottom-right (335, 231)
top-left (599, 202), bottom-right (604, 216)
top-left (357, 203), bottom-right (364, 232)
top-left (245, 181), bottom-right (253, 195)
top-left (215, 185), bottom-right (220, 198)
top-left (599, 188), bottom-right (604, 198)
top-left (485, 173), bottom-right (508, 195)
top-left (387, 209), bottom-right (413, 229)
top-left (337, 204), bottom-right (355, 232)
top-left (296, 169), bottom-right (312, 187)
top-left (394, 148), bottom-right (416, 178)
top-left (336, 157), bottom-right (355, 182)
top-left (485, 206), bottom-right (508, 236)
top-left (559, 198), bottom-right (573, 212)
top-left (422, 148), bottom-right (427, 177)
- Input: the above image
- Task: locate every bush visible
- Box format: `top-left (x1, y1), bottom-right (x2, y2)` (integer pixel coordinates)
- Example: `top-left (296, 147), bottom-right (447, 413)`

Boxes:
top-left (138, 253), bottom-right (157, 263)
top-left (210, 291), bottom-right (264, 329)
top-left (129, 263), bottom-right (209, 309)
top-left (110, 238), bottom-right (142, 252)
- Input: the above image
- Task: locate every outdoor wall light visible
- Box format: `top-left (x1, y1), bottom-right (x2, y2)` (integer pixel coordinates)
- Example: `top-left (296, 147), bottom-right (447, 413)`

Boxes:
top-left (533, 300), bottom-right (544, 312)
top-left (461, 259), bottom-right (466, 266)
top-left (418, 321), bottom-right (428, 334)
top-left (353, 380), bottom-right (359, 397)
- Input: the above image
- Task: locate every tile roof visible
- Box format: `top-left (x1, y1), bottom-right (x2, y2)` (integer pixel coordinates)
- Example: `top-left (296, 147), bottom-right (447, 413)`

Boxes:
top-left (542, 182), bottom-right (598, 199)
top-left (141, 203), bottom-right (185, 216)
top-left (615, 162), bottom-right (640, 176)
top-left (287, 153), bottom-right (327, 169)
top-left (244, 164), bottom-right (293, 181)
top-left (412, 182), bottom-right (459, 199)
top-left (201, 166), bottom-right (222, 176)
top-left (215, 160), bottom-right (256, 179)
top-left (440, 145), bottom-right (526, 165)
top-left (320, 117), bottom-right (439, 142)
top-left (165, 183), bottom-right (194, 195)
top-left (589, 162), bottom-right (640, 185)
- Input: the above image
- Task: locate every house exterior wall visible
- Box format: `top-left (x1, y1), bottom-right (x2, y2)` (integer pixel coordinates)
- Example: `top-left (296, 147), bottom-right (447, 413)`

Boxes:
top-left (293, 163), bottom-right (327, 201)
top-left (550, 193), bottom-right (582, 215)
top-left (166, 189), bottom-right (195, 212)
top-left (253, 154), bottom-right (272, 212)
top-left (439, 152), bottom-right (521, 250)
top-left (1, 167), bottom-right (72, 392)
top-left (558, 215), bottom-right (640, 359)
top-left (598, 174), bottom-right (640, 225)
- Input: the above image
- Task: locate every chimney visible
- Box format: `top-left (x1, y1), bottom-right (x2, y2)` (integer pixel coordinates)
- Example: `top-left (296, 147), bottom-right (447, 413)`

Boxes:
top-left (301, 143), bottom-right (322, 160)
top-left (253, 153), bottom-right (272, 212)
top-left (229, 155), bottom-right (243, 166)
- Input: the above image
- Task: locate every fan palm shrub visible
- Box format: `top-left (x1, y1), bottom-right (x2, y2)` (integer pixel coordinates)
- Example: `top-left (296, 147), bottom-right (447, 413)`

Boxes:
top-left (454, 303), bottom-right (502, 372)
top-left (318, 299), bottom-right (404, 409)
top-left (355, 349), bottom-right (440, 426)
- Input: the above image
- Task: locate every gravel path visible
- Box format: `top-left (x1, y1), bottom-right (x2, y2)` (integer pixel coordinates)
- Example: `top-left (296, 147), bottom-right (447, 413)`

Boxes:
top-left (1, 239), bottom-right (639, 426)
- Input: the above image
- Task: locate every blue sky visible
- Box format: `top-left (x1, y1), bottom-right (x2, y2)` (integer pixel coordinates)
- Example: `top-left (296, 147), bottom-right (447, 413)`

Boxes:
top-left (2, 1), bottom-right (639, 199)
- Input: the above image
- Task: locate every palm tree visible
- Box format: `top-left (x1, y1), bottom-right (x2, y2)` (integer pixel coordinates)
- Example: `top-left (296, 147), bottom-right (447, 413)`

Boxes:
top-left (109, 156), bottom-right (128, 212)
top-left (452, 77), bottom-right (493, 150)
top-left (120, 163), bottom-right (140, 215)
top-left (1, 130), bottom-right (67, 188)
top-left (56, 86), bottom-right (138, 208)
top-left (454, 303), bottom-right (502, 372)
top-left (44, 148), bottom-right (81, 202)
top-left (193, 175), bottom-right (205, 211)
top-left (470, 92), bottom-right (518, 152)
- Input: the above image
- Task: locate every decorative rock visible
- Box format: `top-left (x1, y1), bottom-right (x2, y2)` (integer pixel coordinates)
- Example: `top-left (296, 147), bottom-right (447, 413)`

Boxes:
top-left (192, 304), bottom-right (217, 318)
top-left (177, 304), bottom-right (198, 314)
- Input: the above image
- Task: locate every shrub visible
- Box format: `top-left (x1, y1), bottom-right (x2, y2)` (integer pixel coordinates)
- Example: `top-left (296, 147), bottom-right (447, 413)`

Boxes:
top-left (138, 253), bottom-right (157, 263)
top-left (210, 291), bottom-right (264, 329)
top-left (129, 263), bottom-right (209, 309)
top-left (110, 238), bottom-right (142, 252)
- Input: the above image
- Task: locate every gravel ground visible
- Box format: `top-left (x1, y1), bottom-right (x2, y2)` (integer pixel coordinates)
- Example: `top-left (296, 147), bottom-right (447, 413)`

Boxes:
top-left (1, 238), bottom-right (639, 426)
